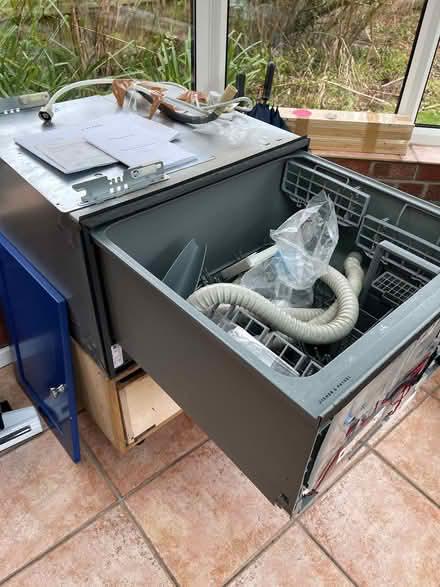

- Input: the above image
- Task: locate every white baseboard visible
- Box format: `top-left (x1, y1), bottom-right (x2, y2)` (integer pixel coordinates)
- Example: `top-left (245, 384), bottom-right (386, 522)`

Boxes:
top-left (0, 345), bottom-right (13, 368)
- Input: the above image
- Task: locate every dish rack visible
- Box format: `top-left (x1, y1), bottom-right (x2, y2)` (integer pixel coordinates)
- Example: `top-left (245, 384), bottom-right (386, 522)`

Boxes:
top-left (281, 158), bottom-right (370, 227)
top-left (211, 158), bottom-right (440, 376)
top-left (213, 306), bottom-right (322, 377)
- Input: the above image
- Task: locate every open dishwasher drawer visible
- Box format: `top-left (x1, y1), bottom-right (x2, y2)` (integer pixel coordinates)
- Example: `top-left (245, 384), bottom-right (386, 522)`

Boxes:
top-left (92, 152), bottom-right (440, 514)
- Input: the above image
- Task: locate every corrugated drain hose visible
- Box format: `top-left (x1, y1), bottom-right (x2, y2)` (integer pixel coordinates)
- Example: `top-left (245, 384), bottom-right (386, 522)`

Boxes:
top-left (188, 253), bottom-right (363, 345)
top-left (285, 252), bottom-right (364, 325)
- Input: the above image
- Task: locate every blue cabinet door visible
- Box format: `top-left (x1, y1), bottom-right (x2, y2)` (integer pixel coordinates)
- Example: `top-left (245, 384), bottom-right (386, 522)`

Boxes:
top-left (0, 233), bottom-right (80, 462)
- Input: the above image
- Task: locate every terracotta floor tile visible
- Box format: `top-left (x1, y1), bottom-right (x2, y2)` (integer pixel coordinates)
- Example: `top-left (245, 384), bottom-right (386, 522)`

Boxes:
top-left (7, 506), bottom-right (172, 587)
top-left (127, 441), bottom-right (288, 587)
top-left (303, 453), bottom-right (440, 587)
top-left (230, 524), bottom-right (351, 586)
top-left (79, 411), bottom-right (207, 495)
top-left (418, 367), bottom-right (440, 398)
top-left (376, 396), bottom-right (440, 504)
top-left (0, 430), bottom-right (115, 581)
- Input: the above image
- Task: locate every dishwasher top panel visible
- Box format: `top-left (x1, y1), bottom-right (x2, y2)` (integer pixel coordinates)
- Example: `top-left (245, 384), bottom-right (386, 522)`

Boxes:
top-left (0, 94), bottom-right (303, 219)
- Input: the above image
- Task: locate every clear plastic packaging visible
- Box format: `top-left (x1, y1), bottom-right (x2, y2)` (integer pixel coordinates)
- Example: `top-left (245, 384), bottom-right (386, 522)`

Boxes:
top-left (193, 114), bottom-right (251, 148)
top-left (241, 191), bottom-right (338, 305)
top-left (240, 252), bottom-right (314, 308)
top-left (270, 191), bottom-right (339, 290)
top-left (218, 319), bottom-right (298, 377)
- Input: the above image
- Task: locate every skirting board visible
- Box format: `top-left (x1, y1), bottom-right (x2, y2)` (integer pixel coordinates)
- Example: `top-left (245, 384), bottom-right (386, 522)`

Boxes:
top-left (0, 345), bottom-right (13, 368)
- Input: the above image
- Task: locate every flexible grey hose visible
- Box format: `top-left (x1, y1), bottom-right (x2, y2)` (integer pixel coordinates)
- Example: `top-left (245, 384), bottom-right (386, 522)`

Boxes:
top-left (188, 264), bottom-right (360, 344)
top-left (278, 252), bottom-right (363, 324)
top-left (308, 253), bottom-right (364, 325)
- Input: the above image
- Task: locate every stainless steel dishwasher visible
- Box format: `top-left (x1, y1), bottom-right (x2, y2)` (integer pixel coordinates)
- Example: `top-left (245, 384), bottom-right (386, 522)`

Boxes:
top-left (0, 94), bottom-right (439, 514)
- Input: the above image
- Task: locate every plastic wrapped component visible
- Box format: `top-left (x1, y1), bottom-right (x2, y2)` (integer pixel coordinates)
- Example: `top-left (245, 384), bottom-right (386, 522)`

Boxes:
top-left (270, 191), bottom-right (339, 290)
top-left (240, 251), bottom-right (314, 308)
top-left (241, 191), bottom-right (338, 305)
top-left (220, 321), bottom-right (299, 377)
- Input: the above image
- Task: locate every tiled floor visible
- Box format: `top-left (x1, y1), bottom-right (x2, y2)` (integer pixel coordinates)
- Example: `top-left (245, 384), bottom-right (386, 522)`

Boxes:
top-left (1, 364), bottom-right (439, 586)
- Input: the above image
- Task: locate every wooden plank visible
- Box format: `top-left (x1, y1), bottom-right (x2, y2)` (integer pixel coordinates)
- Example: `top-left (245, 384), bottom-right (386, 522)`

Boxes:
top-left (280, 108), bottom-right (413, 155)
top-left (119, 374), bottom-right (182, 443)
top-left (71, 339), bottom-right (126, 452)
top-left (308, 137), bottom-right (408, 155)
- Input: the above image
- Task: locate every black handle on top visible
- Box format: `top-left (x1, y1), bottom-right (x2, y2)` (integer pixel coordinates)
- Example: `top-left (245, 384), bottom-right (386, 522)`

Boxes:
top-left (262, 62), bottom-right (276, 103)
top-left (235, 72), bottom-right (246, 98)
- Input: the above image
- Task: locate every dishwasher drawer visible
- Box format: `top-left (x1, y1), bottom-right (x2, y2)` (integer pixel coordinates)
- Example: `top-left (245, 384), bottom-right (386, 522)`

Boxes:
top-left (92, 153), bottom-right (440, 513)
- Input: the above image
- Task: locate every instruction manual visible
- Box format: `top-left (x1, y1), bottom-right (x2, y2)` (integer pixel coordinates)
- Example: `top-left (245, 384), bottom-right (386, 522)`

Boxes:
top-left (84, 112), bottom-right (197, 171)
top-left (15, 125), bottom-right (117, 174)
top-left (14, 112), bottom-right (188, 174)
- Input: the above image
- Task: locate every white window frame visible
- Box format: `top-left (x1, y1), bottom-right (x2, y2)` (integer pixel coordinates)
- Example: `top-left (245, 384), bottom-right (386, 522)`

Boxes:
top-left (193, 0), bottom-right (228, 94)
top-left (195, 0), bottom-right (440, 145)
top-left (397, 0), bottom-right (440, 145)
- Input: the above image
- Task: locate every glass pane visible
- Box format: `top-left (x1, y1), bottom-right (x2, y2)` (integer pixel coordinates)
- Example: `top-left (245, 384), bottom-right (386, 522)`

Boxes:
top-left (416, 43), bottom-right (440, 125)
top-left (227, 0), bottom-right (423, 112)
top-left (0, 1), bottom-right (192, 98)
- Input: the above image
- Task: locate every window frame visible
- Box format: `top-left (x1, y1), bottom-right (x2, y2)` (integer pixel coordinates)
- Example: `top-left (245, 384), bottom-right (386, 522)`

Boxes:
top-left (396, 0), bottom-right (440, 144)
top-left (195, 0), bottom-right (440, 145)
top-left (193, 0), bottom-right (229, 93)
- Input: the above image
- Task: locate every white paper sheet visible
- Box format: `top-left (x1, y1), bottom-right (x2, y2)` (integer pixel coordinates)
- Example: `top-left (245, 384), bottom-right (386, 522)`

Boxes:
top-left (14, 112), bottom-right (179, 174)
top-left (84, 113), bottom-right (196, 170)
top-left (88, 137), bottom-right (197, 170)
top-left (15, 122), bottom-right (118, 174)
top-left (83, 111), bottom-right (179, 145)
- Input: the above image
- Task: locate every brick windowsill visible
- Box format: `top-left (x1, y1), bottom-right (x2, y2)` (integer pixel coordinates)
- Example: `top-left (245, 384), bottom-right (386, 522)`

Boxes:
top-left (312, 144), bottom-right (440, 201)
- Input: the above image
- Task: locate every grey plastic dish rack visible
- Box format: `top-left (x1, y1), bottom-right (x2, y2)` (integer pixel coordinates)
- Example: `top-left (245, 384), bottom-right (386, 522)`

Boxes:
top-left (215, 305), bottom-right (322, 377)
top-left (92, 152), bottom-right (440, 514)
top-left (281, 158), bottom-right (370, 227)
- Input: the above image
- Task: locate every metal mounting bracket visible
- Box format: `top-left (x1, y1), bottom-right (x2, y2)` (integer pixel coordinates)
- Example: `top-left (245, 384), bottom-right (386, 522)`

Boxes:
top-left (72, 161), bottom-right (168, 206)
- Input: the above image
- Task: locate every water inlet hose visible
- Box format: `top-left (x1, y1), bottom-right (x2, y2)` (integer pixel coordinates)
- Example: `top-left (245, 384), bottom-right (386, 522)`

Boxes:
top-left (284, 252), bottom-right (364, 325)
top-left (188, 253), bottom-right (362, 345)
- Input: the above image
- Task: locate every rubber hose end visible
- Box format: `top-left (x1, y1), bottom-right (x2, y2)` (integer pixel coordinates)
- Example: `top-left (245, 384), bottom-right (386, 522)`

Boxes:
top-left (347, 251), bottom-right (363, 264)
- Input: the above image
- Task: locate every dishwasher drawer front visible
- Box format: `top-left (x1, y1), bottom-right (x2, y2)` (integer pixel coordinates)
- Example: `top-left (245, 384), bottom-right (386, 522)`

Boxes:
top-left (94, 241), bottom-right (318, 512)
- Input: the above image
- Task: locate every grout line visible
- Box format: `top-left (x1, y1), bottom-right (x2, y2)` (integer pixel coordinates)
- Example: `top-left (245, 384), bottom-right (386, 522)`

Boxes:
top-left (80, 437), bottom-right (123, 502)
top-left (121, 501), bottom-right (180, 587)
top-left (222, 519), bottom-right (295, 586)
top-left (123, 438), bottom-right (209, 500)
top-left (298, 521), bottom-right (359, 587)
top-left (296, 444), bottom-right (372, 518)
top-left (370, 448), bottom-right (440, 510)
top-left (224, 441), bottom-right (373, 585)
top-left (294, 388), bottom-right (430, 517)
top-left (0, 502), bottom-right (120, 586)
